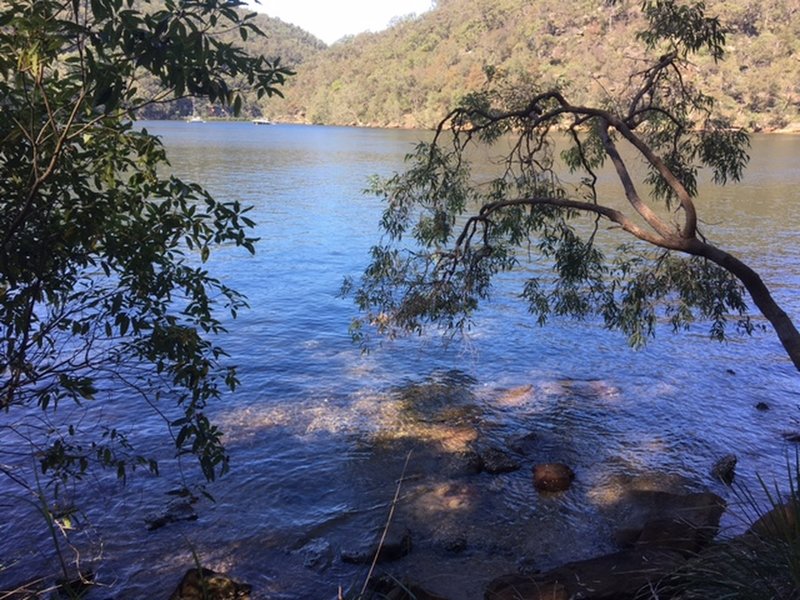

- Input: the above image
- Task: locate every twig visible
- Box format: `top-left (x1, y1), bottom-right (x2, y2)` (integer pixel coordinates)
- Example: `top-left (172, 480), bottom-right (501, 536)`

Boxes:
top-left (359, 450), bottom-right (413, 599)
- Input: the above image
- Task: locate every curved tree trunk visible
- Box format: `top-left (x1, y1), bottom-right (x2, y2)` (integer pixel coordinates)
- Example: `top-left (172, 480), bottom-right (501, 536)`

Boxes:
top-left (689, 239), bottom-right (800, 372)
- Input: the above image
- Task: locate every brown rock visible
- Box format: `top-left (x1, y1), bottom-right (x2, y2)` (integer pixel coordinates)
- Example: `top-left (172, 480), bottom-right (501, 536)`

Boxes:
top-left (532, 463), bottom-right (575, 492)
top-left (169, 568), bottom-right (250, 600)
top-left (747, 500), bottom-right (799, 540)
top-left (485, 575), bottom-right (568, 600)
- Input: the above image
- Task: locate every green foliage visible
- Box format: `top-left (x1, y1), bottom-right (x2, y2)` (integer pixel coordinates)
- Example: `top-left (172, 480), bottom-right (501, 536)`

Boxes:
top-left (637, 0), bottom-right (726, 60)
top-left (132, 8), bottom-right (326, 120)
top-left (345, 0), bottom-right (789, 361)
top-left (0, 0), bottom-right (290, 484)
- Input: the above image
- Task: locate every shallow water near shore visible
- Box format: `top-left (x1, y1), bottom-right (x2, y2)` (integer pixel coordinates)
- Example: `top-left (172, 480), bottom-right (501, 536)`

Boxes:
top-left (1, 123), bottom-right (799, 599)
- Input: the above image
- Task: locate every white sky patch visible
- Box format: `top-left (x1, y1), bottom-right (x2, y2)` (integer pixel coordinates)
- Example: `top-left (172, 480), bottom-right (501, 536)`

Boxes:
top-left (252, 0), bottom-right (434, 45)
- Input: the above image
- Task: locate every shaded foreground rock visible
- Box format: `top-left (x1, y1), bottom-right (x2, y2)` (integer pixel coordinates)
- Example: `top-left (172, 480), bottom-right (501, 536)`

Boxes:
top-left (169, 568), bottom-right (250, 600)
top-left (488, 490), bottom-right (726, 599)
top-left (747, 500), bottom-right (799, 539)
top-left (612, 490), bottom-right (726, 554)
top-left (532, 463), bottom-right (575, 492)
top-left (486, 549), bottom-right (684, 600)
top-left (370, 574), bottom-right (452, 600)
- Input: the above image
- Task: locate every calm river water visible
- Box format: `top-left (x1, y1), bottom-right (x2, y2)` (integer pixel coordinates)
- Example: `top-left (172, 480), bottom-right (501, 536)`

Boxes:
top-left (1, 123), bottom-right (799, 599)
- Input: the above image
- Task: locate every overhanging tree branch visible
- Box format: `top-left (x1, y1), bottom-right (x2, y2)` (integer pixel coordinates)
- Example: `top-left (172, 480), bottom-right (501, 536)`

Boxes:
top-left (348, 0), bottom-right (800, 373)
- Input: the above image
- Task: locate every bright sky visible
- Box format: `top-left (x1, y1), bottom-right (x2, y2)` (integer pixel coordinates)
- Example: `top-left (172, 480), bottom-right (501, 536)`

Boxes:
top-left (254, 1), bottom-right (434, 45)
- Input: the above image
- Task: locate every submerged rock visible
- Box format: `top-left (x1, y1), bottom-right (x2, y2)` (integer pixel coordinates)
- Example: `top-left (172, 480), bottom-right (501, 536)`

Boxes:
top-left (446, 449), bottom-right (484, 476)
top-left (755, 401), bottom-right (770, 411)
top-left (479, 446), bottom-right (521, 474)
top-left (299, 538), bottom-right (333, 571)
top-left (169, 568), bottom-right (251, 600)
top-left (145, 497), bottom-right (198, 531)
top-left (612, 490), bottom-right (726, 555)
top-left (505, 431), bottom-right (539, 456)
top-left (532, 463), bottom-right (575, 493)
top-left (341, 526), bottom-right (413, 564)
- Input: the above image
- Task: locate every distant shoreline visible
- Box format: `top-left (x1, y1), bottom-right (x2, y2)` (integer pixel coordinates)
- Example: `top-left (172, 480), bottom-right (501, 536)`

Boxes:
top-left (145, 117), bottom-right (800, 135)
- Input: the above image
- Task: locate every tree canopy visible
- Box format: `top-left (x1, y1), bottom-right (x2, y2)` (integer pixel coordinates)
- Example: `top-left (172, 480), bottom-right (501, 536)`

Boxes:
top-left (345, 0), bottom-right (800, 372)
top-left (0, 0), bottom-right (291, 485)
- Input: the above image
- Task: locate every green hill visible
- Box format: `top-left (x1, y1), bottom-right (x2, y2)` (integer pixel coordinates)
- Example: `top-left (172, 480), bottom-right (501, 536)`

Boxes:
top-left (270, 0), bottom-right (800, 131)
top-left (137, 11), bottom-right (327, 119)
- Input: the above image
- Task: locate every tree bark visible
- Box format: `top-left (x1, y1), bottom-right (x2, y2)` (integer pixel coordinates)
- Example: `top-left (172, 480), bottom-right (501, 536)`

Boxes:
top-left (689, 239), bottom-right (800, 372)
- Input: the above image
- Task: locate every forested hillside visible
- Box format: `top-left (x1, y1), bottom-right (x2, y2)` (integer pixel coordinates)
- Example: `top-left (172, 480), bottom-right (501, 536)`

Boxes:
top-left (270, 0), bottom-right (800, 131)
top-left (138, 11), bottom-right (326, 119)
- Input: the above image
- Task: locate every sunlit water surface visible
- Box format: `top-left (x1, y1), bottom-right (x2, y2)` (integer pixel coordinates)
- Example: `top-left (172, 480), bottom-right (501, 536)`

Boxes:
top-left (1, 123), bottom-right (799, 599)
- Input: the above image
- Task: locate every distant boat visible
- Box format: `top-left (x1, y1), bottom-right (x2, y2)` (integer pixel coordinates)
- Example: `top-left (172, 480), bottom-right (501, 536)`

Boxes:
top-left (252, 117), bottom-right (271, 125)
top-left (186, 115), bottom-right (205, 123)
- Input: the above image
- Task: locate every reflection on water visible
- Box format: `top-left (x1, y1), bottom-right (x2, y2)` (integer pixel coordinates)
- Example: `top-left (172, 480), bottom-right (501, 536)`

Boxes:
top-left (1, 124), bottom-right (799, 599)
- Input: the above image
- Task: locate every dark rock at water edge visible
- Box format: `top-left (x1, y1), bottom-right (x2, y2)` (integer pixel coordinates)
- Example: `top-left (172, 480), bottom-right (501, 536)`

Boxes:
top-left (169, 568), bottom-right (251, 600)
top-left (711, 454), bottom-right (737, 485)
top-left (341, 526), bottom-right (413, 564)
top-left (145, 496), bottom-right (199, 530)
top-left (532, 463), bottom-right (575, 492)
